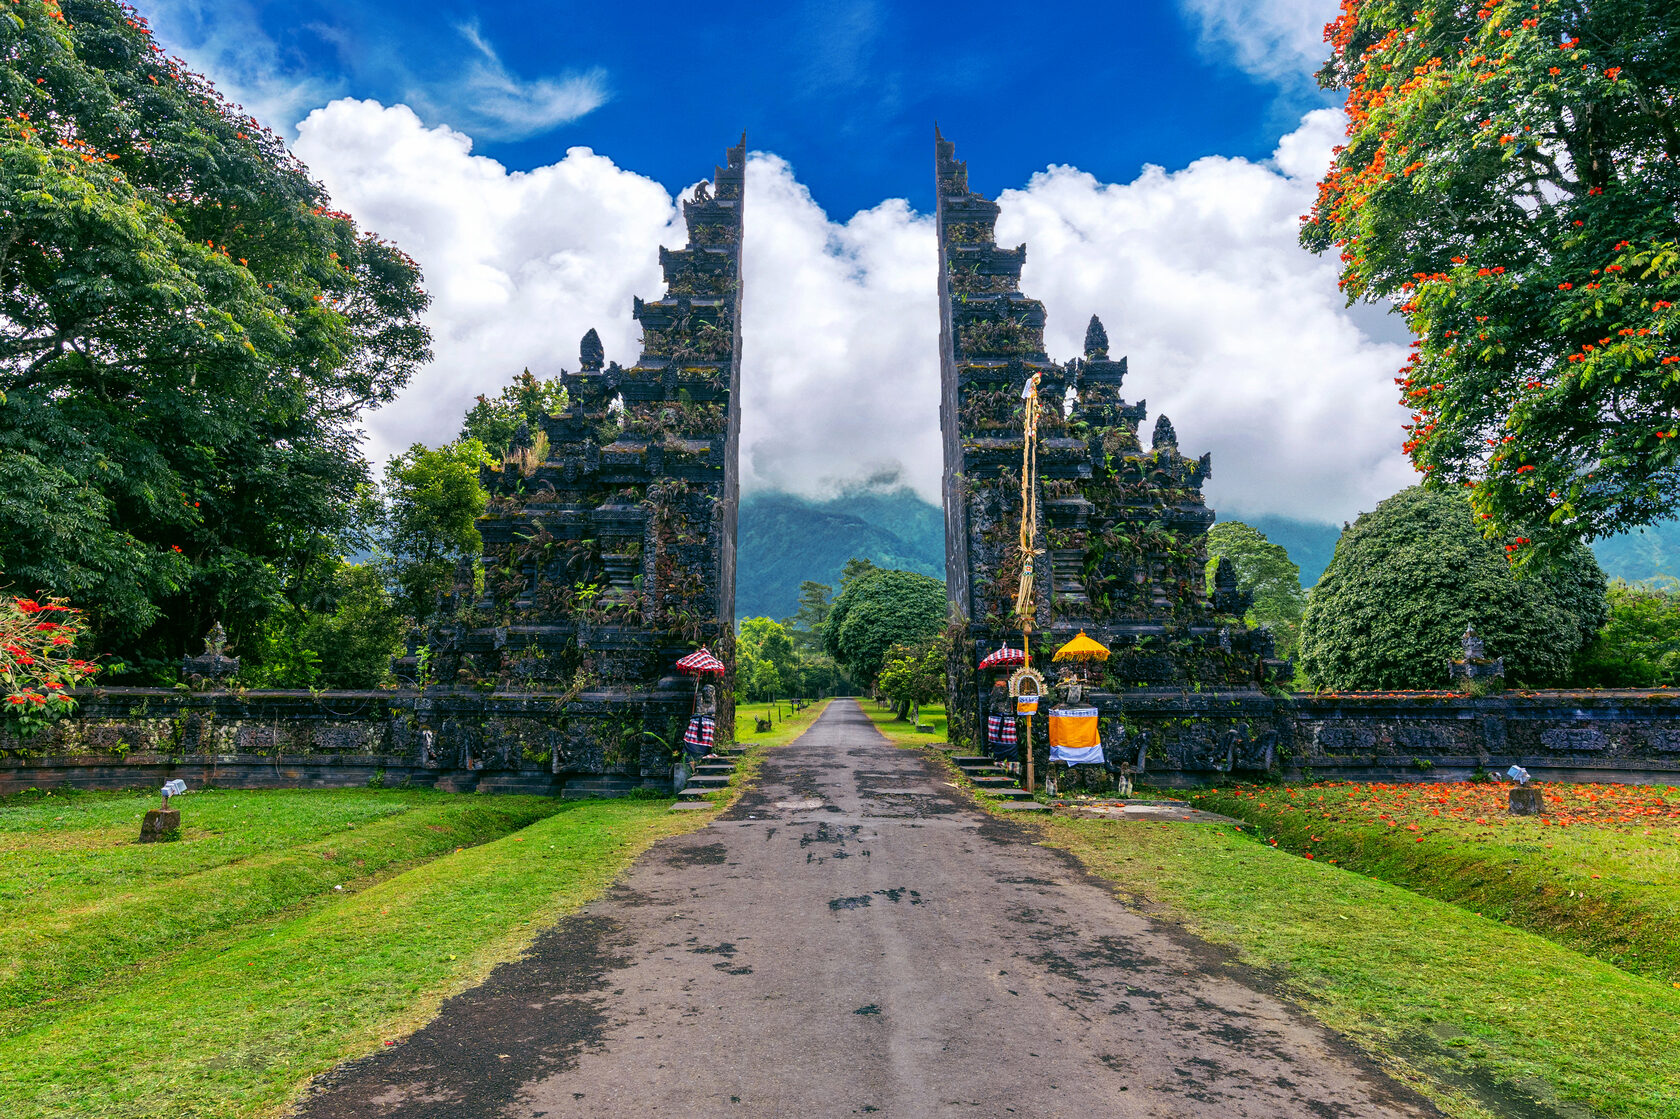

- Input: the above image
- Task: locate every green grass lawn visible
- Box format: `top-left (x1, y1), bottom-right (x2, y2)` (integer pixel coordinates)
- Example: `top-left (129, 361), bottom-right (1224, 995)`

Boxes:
top-left (1187, 781), bottom-right (1680, 984)
top-left (0, 787), bottom-right (717, 1118)
top-left (1041, 814), bottom-right (1680, 1119)
top-left (734, 697), bottom-right (836, 742)
top-left (860, 700), bottom-right (948, 747)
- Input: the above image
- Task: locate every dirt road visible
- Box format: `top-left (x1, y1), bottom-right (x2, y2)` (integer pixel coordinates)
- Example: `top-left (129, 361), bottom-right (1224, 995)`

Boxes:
top-left (299, 699), bottom-right (1439, 1118)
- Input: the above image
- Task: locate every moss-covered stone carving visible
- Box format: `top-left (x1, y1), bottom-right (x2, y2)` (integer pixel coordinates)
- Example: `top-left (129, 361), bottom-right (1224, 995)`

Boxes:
top-left (934, 129), bottom-right (1290, 771)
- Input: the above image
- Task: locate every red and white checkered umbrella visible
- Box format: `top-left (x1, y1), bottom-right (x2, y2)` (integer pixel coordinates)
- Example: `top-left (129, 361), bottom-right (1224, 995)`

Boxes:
top-left (675, 647), bottom-right (726, 676)
top-left (978, 646), bottom-right (1026, 671)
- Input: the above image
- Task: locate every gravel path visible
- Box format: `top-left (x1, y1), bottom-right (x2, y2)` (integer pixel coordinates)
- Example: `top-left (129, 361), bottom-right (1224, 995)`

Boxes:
top-left (298, 699), bottom-right (1441, 1119)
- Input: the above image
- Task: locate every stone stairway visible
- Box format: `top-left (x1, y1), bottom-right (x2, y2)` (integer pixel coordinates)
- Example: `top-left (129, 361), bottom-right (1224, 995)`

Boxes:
top-left (675, 749), bottom-right (744, 803)
top-left (949, 754), bottom-right (1045, 809)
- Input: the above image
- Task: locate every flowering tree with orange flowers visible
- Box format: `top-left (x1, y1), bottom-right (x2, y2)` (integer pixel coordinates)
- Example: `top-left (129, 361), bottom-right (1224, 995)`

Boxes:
top-left (1303, 0), bottom-right (1680, 566)
top-left (1, 593), bottom-right (102, 738)
top-left (0, 0), bottom-right (430, 672)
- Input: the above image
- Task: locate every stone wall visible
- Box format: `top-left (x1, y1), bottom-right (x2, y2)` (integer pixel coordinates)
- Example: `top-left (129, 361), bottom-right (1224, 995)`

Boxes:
top-left (0, 686), bottom-right (689, 797)
top-left (9, 687), bottom-right (1680, 797)
top-left (1086, 688), bottom-right (1680, 787)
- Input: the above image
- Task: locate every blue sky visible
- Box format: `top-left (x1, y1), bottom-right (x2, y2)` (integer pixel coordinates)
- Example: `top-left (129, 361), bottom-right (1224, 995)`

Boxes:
top-left (132, 1), bottom-right (1419, 523)
top-left (137, 0), bottom-right (1334, 219)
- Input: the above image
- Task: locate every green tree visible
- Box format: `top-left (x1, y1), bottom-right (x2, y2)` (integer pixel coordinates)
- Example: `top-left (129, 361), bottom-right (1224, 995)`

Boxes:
top-left (1298, 487), bottom-right (1608, 689)
top-left (238, 562), bottom-right (407, 689)
top-left (1304, 0), bottom-right (1680, 561)
top-left (838, 557), bottom-right (879, 595)
top-left (824, 568), bottom-right (945, 685)
top-left (876, 633), bottom-right (949, 721)
top-left (781, 580), bottom-right (832, 653)
top-left (737, 616), bottom-right (800, 700)
top-left (459, 369), bottom-right (567, 459)
top-left (1205, 521), bottom-right (1308, 659)
top-left (1572, 579), bottom-right (1680, 686)
top-left (0, 0), bottom-right (430, 671)
top-left (378, 441), bottom-right (491, 625)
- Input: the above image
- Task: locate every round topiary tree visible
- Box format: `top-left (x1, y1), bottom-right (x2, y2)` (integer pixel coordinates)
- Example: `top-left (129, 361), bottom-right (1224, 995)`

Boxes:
top-left (823, 569), bottom-right (946, 685)
top-left (1297, 487), bottom-right (1607, 690)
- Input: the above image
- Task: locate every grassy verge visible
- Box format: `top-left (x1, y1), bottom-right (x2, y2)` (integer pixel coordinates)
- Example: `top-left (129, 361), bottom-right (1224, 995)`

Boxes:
top-left (0, 797), bottom-right (707, 1119)
top-left (0, 787), bottom-right (434, 912)
top-left (860, 701), bottom-right (948, 748)
top-left (1187, 781), bottom-right (1680, 984)
top-left (0, 793), bottom-right (559, 1030)
top-left (1042, 816), bottom-right (1680, 1119)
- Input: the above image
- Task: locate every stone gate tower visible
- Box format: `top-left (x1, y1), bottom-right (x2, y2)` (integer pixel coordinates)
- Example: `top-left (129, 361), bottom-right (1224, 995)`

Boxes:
top-left (421, 139), bottom-right (746, 792)
top-left (935, 129), bottom-right (1289, 768)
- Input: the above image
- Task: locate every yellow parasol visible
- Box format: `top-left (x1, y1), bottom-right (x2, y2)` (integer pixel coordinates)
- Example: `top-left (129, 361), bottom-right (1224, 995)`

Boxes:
top-left (1053, 631), bottom-right (1111, 663)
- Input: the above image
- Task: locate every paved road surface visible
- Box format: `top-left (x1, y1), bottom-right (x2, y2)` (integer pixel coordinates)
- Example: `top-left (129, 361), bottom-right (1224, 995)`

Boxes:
top-left (300, 699), bottom-right (1439, 1118)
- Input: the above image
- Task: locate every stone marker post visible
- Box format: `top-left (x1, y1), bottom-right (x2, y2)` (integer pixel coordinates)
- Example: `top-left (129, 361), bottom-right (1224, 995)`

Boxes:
top-left (140, 778), bottom-right (186, 842)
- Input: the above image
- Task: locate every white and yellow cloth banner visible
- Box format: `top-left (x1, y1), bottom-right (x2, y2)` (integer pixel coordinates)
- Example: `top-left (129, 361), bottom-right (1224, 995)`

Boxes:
top-left (1047, 706), bottom-right (1104, 764)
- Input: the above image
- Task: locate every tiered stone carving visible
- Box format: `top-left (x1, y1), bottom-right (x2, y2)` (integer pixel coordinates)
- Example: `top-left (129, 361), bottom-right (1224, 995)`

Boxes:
top-left (433, 139), bottom-right (746, 779)
top-left (935, 129), bottom-right (1290, 762)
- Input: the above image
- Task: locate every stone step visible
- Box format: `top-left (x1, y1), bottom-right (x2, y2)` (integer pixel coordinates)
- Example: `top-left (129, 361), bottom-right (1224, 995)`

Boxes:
top-left (988, 788), bottom-right (1038, 802)
top-left (692, 764), bottom-right (735, 777)
top-left (950, 755), bottom-right (991, 766)
top-left (1000, 801), bottom-right (1052, 813)
top-left (683, 775), bottom-right (731, 789)
top-left (676, 787), bottom-right (712, 801)
top-left (969, 775), bottom-right (1019, 789)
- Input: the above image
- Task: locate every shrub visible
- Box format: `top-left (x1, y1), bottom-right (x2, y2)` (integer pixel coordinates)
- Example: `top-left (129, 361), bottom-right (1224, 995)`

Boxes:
top-left (1297, 487), bottom-right (1606, 690)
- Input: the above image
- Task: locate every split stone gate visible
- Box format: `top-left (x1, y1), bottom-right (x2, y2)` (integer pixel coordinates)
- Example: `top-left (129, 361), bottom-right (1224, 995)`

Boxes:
top-left (5, 134), bottom-right (1680, 793)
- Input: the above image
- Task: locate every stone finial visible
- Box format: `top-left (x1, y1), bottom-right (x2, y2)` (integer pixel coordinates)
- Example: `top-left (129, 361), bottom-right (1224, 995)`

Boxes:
top-left (1211, 556), bottom-right (1252, 616)
top-left (1084, 314), bottom-right (1109, 359)
top-left (182, 621), bottom-right (239, 687)
top-left (580, 328), bottom-right (605, 371)
top-left (510, 419), bottom-right (533, 452)
top-left (1152, 414), bottom-right (1178, 450)
top-left (1215, 556), bottom-right (1238, 594)
top-left (1461, 624), bottom-right (1485, 660)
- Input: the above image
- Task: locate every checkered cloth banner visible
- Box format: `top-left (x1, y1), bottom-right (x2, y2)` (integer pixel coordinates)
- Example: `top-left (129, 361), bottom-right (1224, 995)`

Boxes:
top-left (683, 714), bottom-right (716, 753)
top-left (986, 715), bottom-right (1017, 746)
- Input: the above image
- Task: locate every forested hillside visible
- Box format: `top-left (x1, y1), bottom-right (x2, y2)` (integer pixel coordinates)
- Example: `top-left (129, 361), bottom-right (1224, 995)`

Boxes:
top-left (736, 489), bottom-right (944, 619)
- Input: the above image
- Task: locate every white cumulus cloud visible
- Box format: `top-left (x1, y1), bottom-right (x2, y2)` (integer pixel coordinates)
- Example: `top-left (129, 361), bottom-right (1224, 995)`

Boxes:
top-left (1176, 0), bottom-right (1340, 87)
top-left (293, 99), bottom-right (684, 465)
top-left (997, 107), bottom-right (1415, 521)
top-left (738, 156), bottom-right (939, 500)
top-left (293, 99), bottom-right (1412, 523)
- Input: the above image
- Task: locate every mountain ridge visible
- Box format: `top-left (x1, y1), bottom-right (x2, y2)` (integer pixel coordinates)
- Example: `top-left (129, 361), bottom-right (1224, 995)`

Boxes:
top-left (735, 489), bottom-right (1680, 619)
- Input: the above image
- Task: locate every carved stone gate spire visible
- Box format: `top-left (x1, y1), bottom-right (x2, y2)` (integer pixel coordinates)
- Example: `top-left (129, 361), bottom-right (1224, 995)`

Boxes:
top-left (935, 129), bottom-right (1288, 759)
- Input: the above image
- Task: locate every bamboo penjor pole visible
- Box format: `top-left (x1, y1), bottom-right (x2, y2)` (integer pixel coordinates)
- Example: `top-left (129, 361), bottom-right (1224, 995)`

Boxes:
top-left (1015, 374), bottom-right (1041, 793)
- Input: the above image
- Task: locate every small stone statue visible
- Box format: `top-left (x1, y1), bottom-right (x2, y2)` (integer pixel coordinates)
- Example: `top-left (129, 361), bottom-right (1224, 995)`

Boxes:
top-left (1461, 625), bottom-right (1486, 660)
top-left (181, 621), bottom-right (239, 689)
top-left (1449, 623), bottom-right (1505, 693)
top-left (696, 683), bottom-right (717, 717)
top-left (1055, 667), bottom-right (1085, 709)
